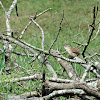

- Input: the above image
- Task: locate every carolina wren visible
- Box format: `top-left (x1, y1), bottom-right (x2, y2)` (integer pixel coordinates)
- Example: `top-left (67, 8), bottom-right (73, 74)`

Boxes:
top-left (63, 44), bottom-right (80, 59)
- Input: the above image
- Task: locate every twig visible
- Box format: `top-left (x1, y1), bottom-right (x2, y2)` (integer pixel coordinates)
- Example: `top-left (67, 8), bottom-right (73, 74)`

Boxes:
top-left (88, 47), bottom-right (100, 61)
top-left (42, 70), bottom-right (46, 96)
top-left (0, 74), bottom-right (59, 84)
top-left (43, 89), bottom-right (84, 100)
top-left (86, 50), bottom-right (96, 62)
top-left (0, 34), bottom-right (86, 64)
top-left (0, 1), bottom-right (6, 13)
top-left (51, 49), bottom-right (79, 80)
top-left (73, 57), bottom-right (100, 78)
top-left (20, 8), bottom-right (52, 39)
top-left (28, 53), bottom-right (41, 64)
top-left (86, 78), bottom-right (98, 82)
top-left (72, 41), bottom-right (87, 46)
top-left (31, 8), bottom-right (52, 19)
top-left (15, 4), bottom-right (18, 16)
top-left (49, 10), bottom-right (64, 53)
top-left (82, 7), bottom-right (96, 59)
top-left (72, 41), bottom-right (99, 61)
top-left (8, 0), bottom-right (18, 16)
top-left (0, 74), bottom-right (42, 83)
top-left (20, 21), bottom-right (32, 39)
top-left (30, 18), bottom-right (44, 50)
top-left (42, 10), bottom-right (64, 64)
top-left (91, 23), bottom-right (100, 42)
top-left (16, 82), bottom-right (26, 89)
top-left (75, 26), bottom-right (91, 50)
top-left (44, 60), bottom-right (58, 78)
top-left (0, 50), bottom-right (34, 57)
top-left (85, 53), bottom-right (100, 60)
top-left (80, 62), bottom-right (92, 82)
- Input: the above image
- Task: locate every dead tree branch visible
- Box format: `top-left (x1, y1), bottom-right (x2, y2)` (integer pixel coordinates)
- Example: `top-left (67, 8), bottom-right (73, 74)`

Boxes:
top-left (0, 34), bottom-right (58, 78)
top-left (0, 1), bottom-right (6, 13)
top-left (0, 34), bottom-right (86, 64)
top-left (41, 10), bottom-right (64, 73)
top-left (91, 23), bottom-right (100, 41)
top-left (44, 80), bottom-right (100, 99)
top-left (0, 74), bottom-right (42, 83)
top-left (49, 10), bottom-right (64, 53)
top-left (82, 7), bottom-right (96, 59)
top-left (0, 50), bottom-right (34, 57)
top-left (42, 70), bottom-right (46, 96)
top-left (81, 62), bottom-right (92, 82)
top-left (75, 57), bottom-right (100, 78)
top-left (51, 49), bottom-right (79, 80)
top-left (42, 89), bottom-right (84, 100)
top-left (8, 0), bottom-right (18, 16)
top-left (0, 0), bottom-right (18, 74)
top-left (21, 91), bottom-right (39, 98)
top-left (20, 8), bottom-right (52, 39)
top-left (30, 18), bottom-right (44, 50)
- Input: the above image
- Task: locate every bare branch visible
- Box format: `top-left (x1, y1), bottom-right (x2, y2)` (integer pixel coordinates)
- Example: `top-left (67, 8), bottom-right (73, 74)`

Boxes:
top-left (86, 78), bottom-right (98, 82)
top-left (21, 91), bottom-right (39, 98)
top-left (85, 53), bottom-right (100, 60)
top-left (20, 21), bottom-right (32, 39)
top-left (0, 50), bottom-right (34, 57)
top-left (0, 34), bottom-right (86, 64)
top-left (30, 18), bottom-right (44, 50)
top-left (72, 41), bottom-right (87, 46)
top-left (42, 10), bottom-right (64, 68)
top-left (44, 80), bottom-right (100, 99)
top-left (73, 41), bottom-right (100, 61)
top-left (81, 62), bottom-right (92, 82)
top-left (75, 57), bottom-right (100, 78)
top-left (28, 53), bottom-right (41, 64)
top-left (91, 23), bottom-right (100, 41)
top-left (0, 1), bottom-right (6, 13)
top-left (48, 77), bottom-right (74, 83)
top-left (15, 4), bottom-right (18, 16)
top-left (43, 89), bottom-right (84, 100)
top-left (44, 60), bottom-right (58, 78)
top-left (2, 0), bottom-right (18, 74)
top-left (0, 74), bottom-right (73, 84)
top-left (42, 70), bottom-right (46, 96)
top-left (49, 10), bottom-right (64, 53)
top-left (8, 0), bottom-right (18, 16)
top-left (52, 49), bottom-right (79, 80)
top-left (31, 8), bottom-right (52, 18)
top-left (82, 7), bottom-right (96, 59)
top-left (0, 74), bottom-right (42, 83)
top-left (20, 8), bottom-right (52, 39)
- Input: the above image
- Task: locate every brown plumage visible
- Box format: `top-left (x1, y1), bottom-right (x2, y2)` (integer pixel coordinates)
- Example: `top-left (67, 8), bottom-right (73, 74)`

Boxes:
top-left (63, 44), bottom-right (80, 58)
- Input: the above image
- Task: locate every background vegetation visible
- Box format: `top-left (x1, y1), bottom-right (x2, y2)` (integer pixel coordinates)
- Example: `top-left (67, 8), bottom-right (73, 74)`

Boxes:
top-left (0, 0), bottom-right (100, 99)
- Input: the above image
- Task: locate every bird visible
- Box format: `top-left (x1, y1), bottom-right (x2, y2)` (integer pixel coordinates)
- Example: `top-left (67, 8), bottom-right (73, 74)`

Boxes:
top-left (63, 44), bottom-right (80, 59)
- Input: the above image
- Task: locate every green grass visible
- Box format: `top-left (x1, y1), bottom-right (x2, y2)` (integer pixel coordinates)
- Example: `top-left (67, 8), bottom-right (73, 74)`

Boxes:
top-left (0, 0), bottom-right (100, 99)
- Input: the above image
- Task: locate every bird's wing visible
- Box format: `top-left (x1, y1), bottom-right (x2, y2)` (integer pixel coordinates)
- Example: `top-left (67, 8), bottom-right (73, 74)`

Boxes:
top-left (71, 47), bottom-right (80, 55)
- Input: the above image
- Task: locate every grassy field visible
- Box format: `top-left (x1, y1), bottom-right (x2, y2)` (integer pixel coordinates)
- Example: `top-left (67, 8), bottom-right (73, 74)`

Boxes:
top-left (0, 0), bottom-right (100, 99)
